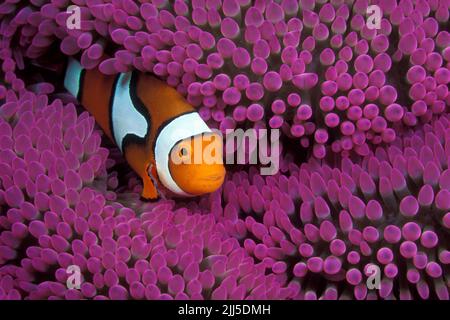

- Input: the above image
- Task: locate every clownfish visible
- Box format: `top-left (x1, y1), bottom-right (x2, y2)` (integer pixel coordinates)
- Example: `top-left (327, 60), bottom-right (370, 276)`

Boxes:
top-left (64, 58), bottom-right (225, 200)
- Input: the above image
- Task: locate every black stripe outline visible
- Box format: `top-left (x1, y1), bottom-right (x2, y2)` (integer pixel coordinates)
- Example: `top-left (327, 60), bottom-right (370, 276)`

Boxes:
top-left (129, 70), bottom-right (152, 140)
top-left (151, 110), bottom-right (198, 157)
top-left (77, 69), bottom-right (86, 101)
top-left (108, 73), bottom-right (121, 147)
top-left (109, 71), bottom-right (151, 152)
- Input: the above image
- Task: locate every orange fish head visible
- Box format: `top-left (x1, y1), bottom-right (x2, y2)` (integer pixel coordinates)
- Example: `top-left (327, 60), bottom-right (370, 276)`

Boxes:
top-left (168, 132), bottom-right (226, 196)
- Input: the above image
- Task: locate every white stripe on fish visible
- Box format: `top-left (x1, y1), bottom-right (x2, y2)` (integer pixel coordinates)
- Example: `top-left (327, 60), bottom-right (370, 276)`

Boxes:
top-left (111, 72), bottom-right (149, 152)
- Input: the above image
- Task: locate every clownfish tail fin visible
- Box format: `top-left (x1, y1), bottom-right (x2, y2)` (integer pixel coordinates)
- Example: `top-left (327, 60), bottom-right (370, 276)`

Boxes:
top-left (64, 58), bottom-right (85, 101)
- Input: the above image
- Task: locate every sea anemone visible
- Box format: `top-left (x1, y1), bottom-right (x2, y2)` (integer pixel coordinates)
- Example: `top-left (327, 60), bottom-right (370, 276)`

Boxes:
top-left (209, 113), bottom-right (449, 299)
top-left (0, 0), bottom-right (448, 158)
top-left (0, 83), bottom-right (289, 300)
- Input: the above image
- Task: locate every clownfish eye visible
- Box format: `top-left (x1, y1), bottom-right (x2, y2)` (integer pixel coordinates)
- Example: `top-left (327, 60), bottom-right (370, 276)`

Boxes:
top-left (179, 147), bottom-right (189, 157)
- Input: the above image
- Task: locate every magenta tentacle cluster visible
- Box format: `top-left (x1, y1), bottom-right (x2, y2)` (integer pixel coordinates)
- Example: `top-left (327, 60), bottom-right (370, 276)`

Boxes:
top-left (208, 113), bottom-right (450, 299)
top-left (0, 0), bottom-right (449, 300)
top-left (1, 0), bottom-right (449, 157)
top-left (0, 84), bottom-right (287, 300)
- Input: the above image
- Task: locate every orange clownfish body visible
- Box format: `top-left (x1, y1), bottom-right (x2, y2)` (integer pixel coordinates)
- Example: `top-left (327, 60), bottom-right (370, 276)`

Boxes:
top-left (64, 59), bottom-right (225, 200)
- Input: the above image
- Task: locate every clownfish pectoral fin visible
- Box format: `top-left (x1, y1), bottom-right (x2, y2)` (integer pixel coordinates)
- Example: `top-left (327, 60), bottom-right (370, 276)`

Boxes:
top-left (141, 173), bottom-right (159, 200)
top-left (141, 161), bottom-right (163, 201)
